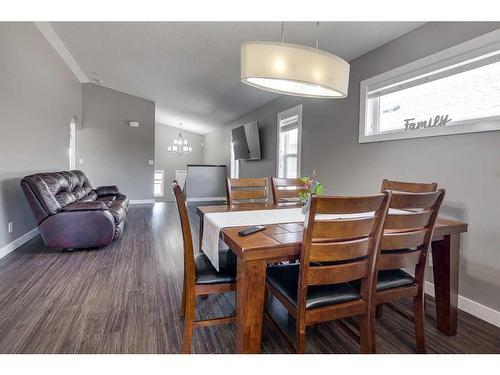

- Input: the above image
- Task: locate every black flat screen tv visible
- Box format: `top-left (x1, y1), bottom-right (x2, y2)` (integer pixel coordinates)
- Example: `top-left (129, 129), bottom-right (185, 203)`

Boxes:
top-left (231, 121), bottom-right (261, 160)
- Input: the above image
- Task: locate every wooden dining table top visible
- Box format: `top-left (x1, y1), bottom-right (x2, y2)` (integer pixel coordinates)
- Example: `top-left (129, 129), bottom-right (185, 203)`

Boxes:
top-left (197, 203), bottom-right (468, 261)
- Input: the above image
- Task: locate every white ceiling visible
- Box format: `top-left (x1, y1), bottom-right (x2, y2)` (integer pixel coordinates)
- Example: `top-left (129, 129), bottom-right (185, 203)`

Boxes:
top-left (52, 22), bottom-right (425, 134)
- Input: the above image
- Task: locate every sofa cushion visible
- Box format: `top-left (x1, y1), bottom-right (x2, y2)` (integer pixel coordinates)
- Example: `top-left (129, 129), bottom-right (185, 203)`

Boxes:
top-left (108, 205), bottom-right (126, 224)
top-left (95, 185), bottom-right (119, 197)
top-left (113, 194), bottom-right (129, 210)
top-left (63, 201), bottom-right (107, 212)
top-left (79, 190), bottom-right (98, 202)
top-left (266, 263), bottom-right (361, 310)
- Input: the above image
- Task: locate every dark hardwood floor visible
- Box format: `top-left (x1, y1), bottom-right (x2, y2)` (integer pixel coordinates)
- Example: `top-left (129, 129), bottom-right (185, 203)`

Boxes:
top-left (0, 202), bottom-right (498, 354)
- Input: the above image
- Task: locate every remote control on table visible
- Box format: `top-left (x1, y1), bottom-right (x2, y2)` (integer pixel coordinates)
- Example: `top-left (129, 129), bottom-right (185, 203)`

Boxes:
top-left (238, 225), bottom-right (266, 237)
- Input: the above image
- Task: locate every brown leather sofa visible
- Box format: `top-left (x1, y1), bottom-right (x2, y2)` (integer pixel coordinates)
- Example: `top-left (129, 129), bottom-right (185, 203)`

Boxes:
top-left (21, 170), bottom-right (128, 249)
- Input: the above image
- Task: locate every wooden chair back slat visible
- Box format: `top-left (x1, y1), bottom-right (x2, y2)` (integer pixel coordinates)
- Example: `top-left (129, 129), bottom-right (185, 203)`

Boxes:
top-left (226, 177), bottom-right (269, 205)
top-left (381, 179), bottom-right (437, 193)
top-left (307, 260), bottom-right (369, 285)
top-left (230, 189), bottom-right (267, 201)
top-left (314, 195), bottom-right (388, 214)
top-left (381, 229), bottom-right (428, 250)
top-left (275, 188), bottom-right (308, 199)
top-left (271, 177), bottom-right (308, 204)
top-left (389, 192), bottom-right (440, 209)
top-left (172, 181), bottom-right (196, 285)
top-left (384, 210), bottom-right (432, 230)
top-left (312, 217), bottom-right (376, 240)
top-left (309, 238), bottom-right (372, 263)
top-left (378, 249), bottom-right (422, 270)
top-left (298, 192), bottom-right (391, 306)
top-left (229, 178), bottom-right (268, 187)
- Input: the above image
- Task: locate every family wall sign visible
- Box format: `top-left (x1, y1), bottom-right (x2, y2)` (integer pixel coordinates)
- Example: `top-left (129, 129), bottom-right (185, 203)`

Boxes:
top-left (403, 114), bottom-right (452, 131)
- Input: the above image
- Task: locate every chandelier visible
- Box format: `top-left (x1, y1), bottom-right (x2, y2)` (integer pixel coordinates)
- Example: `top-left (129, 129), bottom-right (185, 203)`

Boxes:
top-left (167, 123), bottom-right (192, 156)
top-left (241, 22), bottom-right (350, 99)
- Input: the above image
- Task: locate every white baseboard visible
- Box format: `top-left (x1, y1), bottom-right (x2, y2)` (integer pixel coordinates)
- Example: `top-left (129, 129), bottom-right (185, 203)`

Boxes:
top-left (129, 199), bottom-right (155, 205)
top-left (186, 196), bottom-right (226, 202)
top-left (424, 281), bottom-right (500, 327)
top-left (0, 228), bottom-right (39, 260)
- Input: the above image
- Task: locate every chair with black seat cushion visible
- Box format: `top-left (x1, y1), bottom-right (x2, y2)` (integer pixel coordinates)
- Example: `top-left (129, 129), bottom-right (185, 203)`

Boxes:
top-left (172, 181), bottom-right (236, 354)
top-left (372, 189), bottom-right (445, 353)
top-left (375, 180), bottom-right (437, 318)
top-left (265, 192), bottom-right (391, 353)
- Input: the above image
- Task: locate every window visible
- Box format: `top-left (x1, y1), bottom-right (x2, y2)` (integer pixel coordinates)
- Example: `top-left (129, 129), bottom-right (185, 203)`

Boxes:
top-left (277, 105), bottom-right (302, 178)
top-left (230, 141), bottom-right (240, 178)
top-left (154, 170), bottom-right (164, 197)
top-left (359, 30), bottom-right (500, 143)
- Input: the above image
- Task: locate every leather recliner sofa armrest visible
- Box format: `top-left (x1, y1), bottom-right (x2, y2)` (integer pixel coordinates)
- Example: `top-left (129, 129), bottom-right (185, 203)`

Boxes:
top-left (39, 210), bottom-right (115, 248)
top-left (94, 185), bottom-right (120, 197)
top-left (63, 201), bottom-right (107, 212)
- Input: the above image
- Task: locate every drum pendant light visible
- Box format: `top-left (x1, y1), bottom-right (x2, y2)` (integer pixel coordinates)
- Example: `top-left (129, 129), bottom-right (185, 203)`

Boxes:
top-left (241, 22), bottom-right (350, 99)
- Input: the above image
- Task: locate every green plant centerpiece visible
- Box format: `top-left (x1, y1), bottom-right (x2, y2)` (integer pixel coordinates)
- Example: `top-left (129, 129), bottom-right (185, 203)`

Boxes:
top-left (298, 170), bottom-right (323, 213)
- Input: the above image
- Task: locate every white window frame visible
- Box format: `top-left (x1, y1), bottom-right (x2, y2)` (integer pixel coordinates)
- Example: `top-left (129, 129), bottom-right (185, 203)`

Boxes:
top-left (230, 141), bottom-right (240, 178)
top-left (359, 29), bottom-right (500, 143)
top-left (154, 169), bottom-right (164, 197)
top-left (276, 105), bottom-right (302, 178)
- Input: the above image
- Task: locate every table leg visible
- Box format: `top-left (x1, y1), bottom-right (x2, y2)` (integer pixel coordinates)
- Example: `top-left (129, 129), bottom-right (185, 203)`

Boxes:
top-left (431, 234), bottom-right (460, 336)
top-left (236, 257), bottom-right (267, 353)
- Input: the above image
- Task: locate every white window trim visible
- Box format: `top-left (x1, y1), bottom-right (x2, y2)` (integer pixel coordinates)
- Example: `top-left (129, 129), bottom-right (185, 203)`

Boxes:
top-left (230, 141), bottom-right (240, 178)
top-left (276, 105), bottom-right (302, 178)
top-left (359, 29), bottom-right (500, 143)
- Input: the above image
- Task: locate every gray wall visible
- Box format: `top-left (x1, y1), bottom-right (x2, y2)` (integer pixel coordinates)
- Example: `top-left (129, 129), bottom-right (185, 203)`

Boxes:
top-left (203, 22), bottom-right (500, 310)
top-left (80, 84), bottom-right (155, 201)
top-left (155, 123), bottom-right (204, 201)
top-left (0, 22), bottom-right (82, 250)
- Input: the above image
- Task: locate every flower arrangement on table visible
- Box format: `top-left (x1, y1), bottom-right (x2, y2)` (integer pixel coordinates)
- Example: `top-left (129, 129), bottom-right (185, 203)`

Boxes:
top-left (298, 170), bottom-right (324, 209)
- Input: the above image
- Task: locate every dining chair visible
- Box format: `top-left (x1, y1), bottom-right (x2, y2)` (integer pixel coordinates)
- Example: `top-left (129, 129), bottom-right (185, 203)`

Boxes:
top-left (226, 177), bottom-right (269, 205)
top-left (265, 192), bottom-right (391, 353)
top-left (372, 189), bottom-right (445, 353)
top-left (271, 177), bottom-right (308, 205)
top-left (381, 178), bottom-right (438, 193)
top-left (172, 181), bottom-right (237, 353)
top-left (375, 180), bottom-right (437, 319)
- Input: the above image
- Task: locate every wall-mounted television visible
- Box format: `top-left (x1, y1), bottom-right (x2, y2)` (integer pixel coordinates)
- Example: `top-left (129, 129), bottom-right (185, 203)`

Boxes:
top-left (231, 121), bottom-right (261, 160)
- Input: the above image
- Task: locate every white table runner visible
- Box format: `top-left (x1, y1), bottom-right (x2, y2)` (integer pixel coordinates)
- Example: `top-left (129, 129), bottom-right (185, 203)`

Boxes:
top-left (201, 208), bottom-right (402, 271)
top-left (201, 208), bottom-right (305, 270)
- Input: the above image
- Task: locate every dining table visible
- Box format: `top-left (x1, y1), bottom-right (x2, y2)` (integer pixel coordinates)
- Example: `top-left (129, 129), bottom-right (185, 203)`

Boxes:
top-left (196, 202), bottom-right (468, 354)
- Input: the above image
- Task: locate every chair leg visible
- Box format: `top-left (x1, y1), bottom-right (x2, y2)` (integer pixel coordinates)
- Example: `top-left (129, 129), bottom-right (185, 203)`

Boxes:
top-left (296, 319), bottom-right (306, 354)
top-left (180, 274), bottom-right (186, 319)
top-left (182, 291), bottom-right (196, 354)
top-left (375, 304), bottom-right (383, 319)
top-left (359, 312), bottom-right (375, 354)
top-left (413, 294), bottom-right (426, 353)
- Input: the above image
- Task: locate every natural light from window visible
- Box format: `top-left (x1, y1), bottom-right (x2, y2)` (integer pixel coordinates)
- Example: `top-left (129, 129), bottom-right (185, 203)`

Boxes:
top-left (373, 61), bottom-right (500, 133)
top-left (360, 37), bottom-right (500, 143)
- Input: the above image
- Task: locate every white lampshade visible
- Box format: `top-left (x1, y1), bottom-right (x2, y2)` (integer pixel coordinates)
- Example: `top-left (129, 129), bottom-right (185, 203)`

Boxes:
top-left (241, 41), bottom-right (350, 98)
top-left (173, 145), bottom-right (178, 152)
top-left (173, 139), bottom-right (178, 145)
top-left (184, 139), bottom-right (188, 145)
top-left (168, 146), bottom-right (172, 152)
